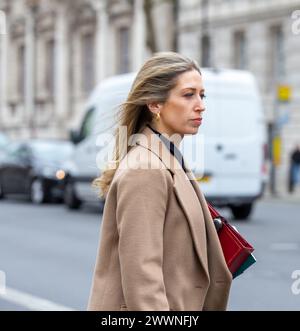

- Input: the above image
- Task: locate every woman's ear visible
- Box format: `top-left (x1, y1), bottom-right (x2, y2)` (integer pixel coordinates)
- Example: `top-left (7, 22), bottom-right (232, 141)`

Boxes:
top-left (147, 102), bottom-right (162, 115)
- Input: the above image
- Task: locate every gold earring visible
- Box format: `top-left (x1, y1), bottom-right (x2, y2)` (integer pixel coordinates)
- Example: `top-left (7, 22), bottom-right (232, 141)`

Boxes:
top-left (156, 112), bottom-right (160, 121)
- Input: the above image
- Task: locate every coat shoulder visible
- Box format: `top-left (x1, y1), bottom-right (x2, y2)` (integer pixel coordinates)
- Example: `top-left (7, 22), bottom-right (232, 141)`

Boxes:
top-left (113, 145), bottom-right (173, 184)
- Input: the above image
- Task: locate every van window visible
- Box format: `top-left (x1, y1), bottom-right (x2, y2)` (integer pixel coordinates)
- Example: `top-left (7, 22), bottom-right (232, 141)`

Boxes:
top-left (79, 107), bottom-right (95, 140)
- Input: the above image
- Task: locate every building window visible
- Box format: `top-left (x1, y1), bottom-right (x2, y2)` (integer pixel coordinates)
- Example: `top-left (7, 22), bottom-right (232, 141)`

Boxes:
top-left (81, 33), bottom-right (95, 94)
top-left (17, 44), bottom-right (25, 99)
top-left (233, 30), bottom-right (247, 69)
top-left (269, 25), bottom-right (285, 83)
top-left (201, 35), bottom-right (211, 67)
top-left (45, 39), bottom-right (55, 97)
top-left (118, 26), bottom-right (130, 74)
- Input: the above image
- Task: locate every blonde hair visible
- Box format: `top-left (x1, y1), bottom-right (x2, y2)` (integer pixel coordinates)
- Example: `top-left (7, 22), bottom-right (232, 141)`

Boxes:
top-left (93, 51), bottom-right (201, 198)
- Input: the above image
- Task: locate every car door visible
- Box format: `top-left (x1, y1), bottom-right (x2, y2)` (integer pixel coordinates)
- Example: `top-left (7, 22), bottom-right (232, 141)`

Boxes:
top-left (1, 142), bottom-right (19, 193)
top-left (1, 143), bottom-right (32, 194)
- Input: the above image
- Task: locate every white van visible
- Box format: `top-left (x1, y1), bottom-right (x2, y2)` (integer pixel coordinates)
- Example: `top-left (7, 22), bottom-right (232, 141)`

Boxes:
top-left (64, 69), bottom-right (267, 219)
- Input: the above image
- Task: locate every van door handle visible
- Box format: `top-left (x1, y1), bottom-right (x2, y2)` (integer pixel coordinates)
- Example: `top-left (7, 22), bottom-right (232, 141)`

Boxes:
top-left (224, 153), bottom-right (237, 160)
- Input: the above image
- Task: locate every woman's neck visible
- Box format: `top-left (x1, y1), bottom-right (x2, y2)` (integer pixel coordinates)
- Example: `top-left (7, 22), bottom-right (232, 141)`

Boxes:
top-left (148, 122), bottom-right (183, 148)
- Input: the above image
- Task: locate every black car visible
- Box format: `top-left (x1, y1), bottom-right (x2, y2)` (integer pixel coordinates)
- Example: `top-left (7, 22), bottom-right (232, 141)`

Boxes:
top-left (0, 139), bottom-right (73, 204)
top-left (0, 132), bottom-right (9, 161)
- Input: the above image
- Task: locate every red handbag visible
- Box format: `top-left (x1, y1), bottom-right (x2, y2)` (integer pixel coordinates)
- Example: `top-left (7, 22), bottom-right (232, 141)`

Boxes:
top-left (207, 202), bottom-right (254, 275)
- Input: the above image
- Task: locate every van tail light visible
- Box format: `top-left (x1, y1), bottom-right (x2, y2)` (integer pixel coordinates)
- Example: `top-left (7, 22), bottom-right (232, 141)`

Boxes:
top-left (261, 143), bottom-right (268, 175)
top-left (262, 163), bottom-right (267, 175)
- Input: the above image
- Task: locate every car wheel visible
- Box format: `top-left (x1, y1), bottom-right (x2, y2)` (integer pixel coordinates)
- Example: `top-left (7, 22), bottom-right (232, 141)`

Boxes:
top-left (30, 179), bottom-right (47, 204)
top-left (230, 203), bottom-right (253, 220)
top-left (64, 182), bottom-right (82, 210)
top-left (0, 179), bottom-right (4, 199)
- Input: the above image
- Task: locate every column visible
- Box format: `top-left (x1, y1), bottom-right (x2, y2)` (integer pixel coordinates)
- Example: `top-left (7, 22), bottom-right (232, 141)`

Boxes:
top-left (132, 0), bottom-right (146, 71)
top-left (54, 3), bottom-right (69, 122)
top-left (0, 11), bottom-right (7, 127)
top-left (93, 0), bottom-right (108, 83)
top-left (25, 6), bottom-right (37, 137)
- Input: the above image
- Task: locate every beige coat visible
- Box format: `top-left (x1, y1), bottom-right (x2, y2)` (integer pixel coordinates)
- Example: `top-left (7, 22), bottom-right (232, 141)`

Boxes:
top-left (87, 125), bottom-right (232, 311)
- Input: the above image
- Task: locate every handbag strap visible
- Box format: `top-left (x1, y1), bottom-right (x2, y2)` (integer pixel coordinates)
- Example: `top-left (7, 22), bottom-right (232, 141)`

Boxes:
top-left (206, 200), bottom-right (229, 226)
top-left (206, 200), bottom-right (220, 219)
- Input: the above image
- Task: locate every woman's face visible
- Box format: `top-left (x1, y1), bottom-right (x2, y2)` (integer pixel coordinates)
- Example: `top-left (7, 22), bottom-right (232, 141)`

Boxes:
top-left (150, 69), bottom-right (206, 140)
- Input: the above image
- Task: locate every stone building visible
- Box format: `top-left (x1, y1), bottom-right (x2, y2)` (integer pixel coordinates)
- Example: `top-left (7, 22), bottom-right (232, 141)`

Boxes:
top-left (0, 0), bottom-right (175, 139)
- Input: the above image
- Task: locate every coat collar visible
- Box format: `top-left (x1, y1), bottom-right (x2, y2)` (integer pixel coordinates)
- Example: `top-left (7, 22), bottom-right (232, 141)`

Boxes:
top-left (135, 124), bottom-right (193, 176)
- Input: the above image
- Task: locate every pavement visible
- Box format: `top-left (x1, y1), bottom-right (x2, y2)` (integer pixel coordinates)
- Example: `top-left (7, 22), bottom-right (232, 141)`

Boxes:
top-left (262, 188), bottom-right (300, 204)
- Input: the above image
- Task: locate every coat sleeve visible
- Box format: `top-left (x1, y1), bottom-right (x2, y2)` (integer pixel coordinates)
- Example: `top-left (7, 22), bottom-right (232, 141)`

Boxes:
top-left (116, 168), bottom-right (170, 311)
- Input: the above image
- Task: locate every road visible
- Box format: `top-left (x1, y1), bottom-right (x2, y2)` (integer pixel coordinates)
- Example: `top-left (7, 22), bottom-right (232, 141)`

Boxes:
top-left (0, 197), bottom-right (299, 311)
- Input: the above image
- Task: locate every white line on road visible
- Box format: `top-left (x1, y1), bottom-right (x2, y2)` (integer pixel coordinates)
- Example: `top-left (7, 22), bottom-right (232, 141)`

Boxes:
top-left (0, 287), bottom-right (77, 311)
top-left (269, 243), bottom-right (299, 251)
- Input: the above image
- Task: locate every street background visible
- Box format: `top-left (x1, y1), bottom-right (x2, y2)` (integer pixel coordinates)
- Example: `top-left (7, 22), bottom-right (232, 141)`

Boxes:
top-left (1, 0), bottom-right (300, 311)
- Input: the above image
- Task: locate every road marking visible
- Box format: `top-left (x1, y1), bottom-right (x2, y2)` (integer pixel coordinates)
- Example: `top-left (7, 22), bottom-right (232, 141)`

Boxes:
top-left (270, 243), bottom-right (299, 251)
top-left (0, 287), bottom-right (76, 311)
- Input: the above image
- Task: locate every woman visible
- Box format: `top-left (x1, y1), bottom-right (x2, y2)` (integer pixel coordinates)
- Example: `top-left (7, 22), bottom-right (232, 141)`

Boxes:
top-left (87, 52), bottom-right (232, 311)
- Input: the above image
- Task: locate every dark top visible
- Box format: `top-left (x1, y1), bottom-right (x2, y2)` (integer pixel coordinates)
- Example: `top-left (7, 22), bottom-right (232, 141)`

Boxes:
top-left (146, 124), bottom-right (187, 173)
top-left (291, 149), bottom-right (300, 165)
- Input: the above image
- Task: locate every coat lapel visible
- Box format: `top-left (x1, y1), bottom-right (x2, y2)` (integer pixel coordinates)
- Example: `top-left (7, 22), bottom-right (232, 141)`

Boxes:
top-left (135, 125), bottom-right (210, 279)
top-left (184, 160), bottom-right (232, 282)
top-left (172, 169), bottom-right (209, 279)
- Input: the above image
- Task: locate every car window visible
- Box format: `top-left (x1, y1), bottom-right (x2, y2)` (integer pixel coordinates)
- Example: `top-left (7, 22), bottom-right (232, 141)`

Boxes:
top-left (13, 144), bottom-right (30, 160)
top-left (6, 142), bottom-right (21, 156)
top-left (29, 141), bottom-right (73, 162)
top-left (18, 145), bottom-right (31, 159)
top-left (3, 142), bottom-right (28, 161)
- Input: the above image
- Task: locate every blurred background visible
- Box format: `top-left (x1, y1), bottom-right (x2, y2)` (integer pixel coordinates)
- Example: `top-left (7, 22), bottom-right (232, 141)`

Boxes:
top-left (0, 0), bottom-right (300, 311)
